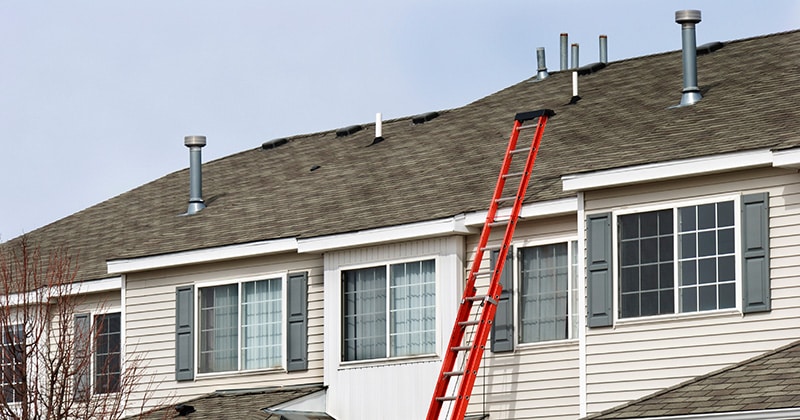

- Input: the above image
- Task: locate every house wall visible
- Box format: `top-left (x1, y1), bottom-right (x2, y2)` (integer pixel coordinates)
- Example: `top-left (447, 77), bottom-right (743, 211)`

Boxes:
top-left (582, 167), bottom-right (800, 415)
top-left (468, 214), bottom-right (581, 420)
top-left (323, 236), bottom-right (464, 420)
top-left (124, 252), bottom-right (324, 411)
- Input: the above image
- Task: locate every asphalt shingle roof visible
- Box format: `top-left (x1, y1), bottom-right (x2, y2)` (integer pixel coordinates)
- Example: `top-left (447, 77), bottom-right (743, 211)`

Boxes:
top-left (135, 384), bottom-right (330, 420)
top-left (585, 340), bottom-right (800, 419)
top-left (5, 30), bottom-right (799, 283)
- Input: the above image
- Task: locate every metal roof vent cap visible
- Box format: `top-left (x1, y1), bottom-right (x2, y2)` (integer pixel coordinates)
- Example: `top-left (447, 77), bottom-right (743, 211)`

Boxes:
top-left (184, 135), bottom-right (206, 215)
top-left (675, 9), bottom-right (703, 107)
top-left (536, 47), bottom-right (549, 80)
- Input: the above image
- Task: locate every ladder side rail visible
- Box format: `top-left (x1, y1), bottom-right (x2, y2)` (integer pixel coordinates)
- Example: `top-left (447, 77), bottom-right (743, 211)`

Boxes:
top-left (448, 113), bottom-right (552, 420)
top-left (426, 119), bottom-right (525, 420)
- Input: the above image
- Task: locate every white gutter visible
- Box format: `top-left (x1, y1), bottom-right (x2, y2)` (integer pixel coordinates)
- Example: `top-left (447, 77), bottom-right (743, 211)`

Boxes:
top-left (107, 238), bottom-right (298, 274)
top-left (612, 407), bottom-right (800, 420)
top-left (297, 215), bottom-right (473, 253)
top-left (771, 147), bottom-right (800, 169)
top-left (562, 149), bottom-right (774, 192)
top-left (462, 197), bottom-right (577, 227)
top-left (1, 276), bottom-right (121, 306)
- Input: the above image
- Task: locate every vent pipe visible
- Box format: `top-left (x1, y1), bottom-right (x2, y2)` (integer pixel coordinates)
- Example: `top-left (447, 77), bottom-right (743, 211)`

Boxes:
top-left (571, 43), bottom-right (579, 69)
top-left (559, 33), bottom-right (568, 70)
top-left (536, 47), bottom-right (549, 80)
top-left (184, 135), bottom-right (206, 215)
top-left (675, 10), bottom-right (702, 106)
top-left (372, 113), bottom-right (384, 145)
top-left (599, 35), bottom-right (608, 64)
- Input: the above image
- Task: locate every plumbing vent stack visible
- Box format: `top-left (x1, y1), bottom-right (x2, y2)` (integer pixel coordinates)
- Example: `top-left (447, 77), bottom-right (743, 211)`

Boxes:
top-left (185, 135), bottom-right (206, 215)
top-left (375, 113), bottom-right (382, 138)
top-left (571, 43), bottom-right (579, 69)
top-left (536, 47), bottom-right (549, 80)
top-left (599, 35), bottom-right (608, 64)
top-left (675, 9), bottom-right (703, 106)
top-left (572, 71), bottom-right (579, 97)
top-left (560, 33), bottom-right (569, 70)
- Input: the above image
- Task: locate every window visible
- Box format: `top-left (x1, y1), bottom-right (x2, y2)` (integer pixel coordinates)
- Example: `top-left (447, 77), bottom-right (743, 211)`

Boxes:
top-left (342, 259), bottom-right (436, 361)
top-left (518, 242), bottom-right (578, 344)
top-left (618, 200), bottom-right (736, 319)
top-left (174, 272), bottom-right (308, 382)
top-left (586, 193), bottom-right (769, 328)
top-left (0, 325), bottom-right (24, 404)
top-left (199, 277), bottom-right (282, 373)
top-left (94, 313), bottom-right (121, 394)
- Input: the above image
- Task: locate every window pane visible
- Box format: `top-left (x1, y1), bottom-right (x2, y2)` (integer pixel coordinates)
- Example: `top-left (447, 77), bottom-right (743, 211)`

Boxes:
top-left (681, 287), bottom-right (697, 312)
top-left (698, 258), bottom-right (717, 284)
top-left (520, 243), bottom-right (569, 343)
top-left (679, 206), bottom-right (696, 232)
top-left (699, 285), bottom-right (717, 311)
top-left (390, 260), bottom-right (436, 357)
top-left (640, 212), bottom-right (658, 237)
top-left (242, 278), bottom-right (282, 370)
top-left (620, 215), bottom-right (639, 240)
top-left (343, 267), bottom-right (387, 361)
top-left (718, 256), bottom-right (735, 281)
top-left (680, 261), bottom-right (697, 286)
top-left (680, 233), bottom-right (696, 258)
top-left (698, 231), bottom-right (717, 257)
top-left (621, 240), bottom-right (640, 266)
top-left (640, 264), bottom-right (658, 291)
top-left (95, 313), bottom-right (121, 394)
top-left (697, 203), bottom-right (716, 229)
top-left (718, 201), bottom-right (735, 227)
top-left (719, 283), bottom-right (736, 309)
top-left (620, 267), bottom-right (639, 293)
top-left (199, 284), bottom-right (238, 373)
top-left (640, 291), bottom-right (659, 316)
top-left (718, 228), bottom-right (735, 254)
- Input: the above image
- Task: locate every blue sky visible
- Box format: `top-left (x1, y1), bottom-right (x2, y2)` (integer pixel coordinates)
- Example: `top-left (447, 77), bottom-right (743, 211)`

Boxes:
top-left (1, 1), bottom-right (798, 240)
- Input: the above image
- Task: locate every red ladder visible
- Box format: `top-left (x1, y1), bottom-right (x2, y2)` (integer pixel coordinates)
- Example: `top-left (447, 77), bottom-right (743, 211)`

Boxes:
top-left (426, 109), bottom-right (555, 420)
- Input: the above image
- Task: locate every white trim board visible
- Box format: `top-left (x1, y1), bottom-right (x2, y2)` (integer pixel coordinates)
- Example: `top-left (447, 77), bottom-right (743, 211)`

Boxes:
top-left (462, 197), bottom-right (577, 227)
top-left (562, 149), bottom-right (774, 192)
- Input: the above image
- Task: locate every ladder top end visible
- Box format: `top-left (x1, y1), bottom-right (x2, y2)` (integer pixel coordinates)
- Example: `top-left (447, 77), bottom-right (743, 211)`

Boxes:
top-left (514, 109), bottom-right (555, 122)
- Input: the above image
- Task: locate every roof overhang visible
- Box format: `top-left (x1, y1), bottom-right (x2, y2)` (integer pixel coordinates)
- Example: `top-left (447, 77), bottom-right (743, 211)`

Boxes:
top-left (562, 149), bottom-right (775, 192)
top-left (608, 407), bottom-right (800, 420)
top-left (463, 197), bottom-right (577, 226)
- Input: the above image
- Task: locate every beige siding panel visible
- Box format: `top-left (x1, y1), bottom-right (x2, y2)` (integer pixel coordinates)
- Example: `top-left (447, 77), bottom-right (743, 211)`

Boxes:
top-left (583, 167), bottom-right (800, 414)
top-left (124, 252), bottom-right (324, 413)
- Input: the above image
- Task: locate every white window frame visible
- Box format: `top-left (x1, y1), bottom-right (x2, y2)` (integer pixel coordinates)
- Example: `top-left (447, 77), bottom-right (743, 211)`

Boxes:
top-left (611, 194), bottom-right (743, 324)
top-left (194, 272), bottom-right (288, 377)
top-left (339, 256), bottom-right (439, 364)
top-left (0, 323), bottom-right (25, 404)
top-left (73, 306), bottom-right (123, 397)
top-left (513, 236), bottom-right (579, 348)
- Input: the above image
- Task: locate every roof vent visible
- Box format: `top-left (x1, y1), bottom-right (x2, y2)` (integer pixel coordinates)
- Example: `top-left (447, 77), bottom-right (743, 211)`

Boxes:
top-left (536, 47), bottom-right (549, 80)
top-left (697, 41), bottom-right (724, 55)
top-left (336, 125), bottom-right (363, 137)
top-left (262, 138), bottom-right (288, 150)
top-left (412, 112), bottom-right (440, 124)
top-left (675, 9), bottom-right (703, 107)
top-left (560, 33), bottom-right (568, 70)
top-left (576, 62), bottom-right (606, 76)
top-left (599, 35), bottom-right (608, 64)
top-left (371, 112), bottom-right (384, 145)
top-left (571, 43), bottom-right (579, 69)
top-left (184, 135), bottom-right (206, 215)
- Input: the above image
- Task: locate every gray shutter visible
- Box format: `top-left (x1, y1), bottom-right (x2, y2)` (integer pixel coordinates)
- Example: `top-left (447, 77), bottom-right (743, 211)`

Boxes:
top-left (742, 192), bottom-right (770, 313)
top-left (490, 248), bottom-right (514, 353)
top-left (73, 313), bottom-right (91, 400)
top-left (587, 213), bottom-right (613, 327)
top-left (175, 286), bottom-right (194, 381)
top-left (287, 272), bottom-right (308, 372)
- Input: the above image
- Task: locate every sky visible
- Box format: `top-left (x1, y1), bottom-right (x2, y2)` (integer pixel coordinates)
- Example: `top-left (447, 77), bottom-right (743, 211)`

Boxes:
top-left (1, 1), bottom-right (798, 241)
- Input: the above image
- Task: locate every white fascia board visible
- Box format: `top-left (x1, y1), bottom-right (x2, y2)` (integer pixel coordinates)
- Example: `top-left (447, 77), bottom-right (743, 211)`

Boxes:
top-left (107, 238), bottom-right (298, 274)
top-left (627, 408), bottom-right (800, 420)
top-left (771, 147), bottom-right (800, 169)
top-left (297, 216), bottom-right (473, 253)
top-left (562, 149), bottom-right (774, 192)
top-left (463, 197), bottom-right (578, 227)
top-left (2, 276), bottom-right (121, 307)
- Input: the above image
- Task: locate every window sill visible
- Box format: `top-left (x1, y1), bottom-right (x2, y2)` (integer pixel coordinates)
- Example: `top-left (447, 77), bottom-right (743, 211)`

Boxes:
top-left (339, 353), bottom-right (439, 370)
top-left (195, 366), bottom-right (284, 380)
top-left (613, 308), bottom-right (741, 328)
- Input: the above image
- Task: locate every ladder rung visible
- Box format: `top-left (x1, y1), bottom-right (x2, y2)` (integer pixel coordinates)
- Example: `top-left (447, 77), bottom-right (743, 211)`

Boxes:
top-left (503, 171), bottom-right (524, 179)
top-left (516, 123), bottom-right (541, 131)
top-left (451, 345), bottom-right (472, 352)
top-left (494, 196), bottom-right (516, 204)
top-left (459, 320), bottom-right (481, 326)
top-left (436, 396), bottom-right (458, 402)
top-left (480, 244), bottom-right (501, 252)
top-left (472, 269), bottom-right (493, 277)
top-left (466, 295), bottom-right (498, 306)
top-left (489, 219), bottom-right (511, 227)
top-left (444, 371), bottom-right (464, 377)
top-left (509, 148), bottom-right (529, 154)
